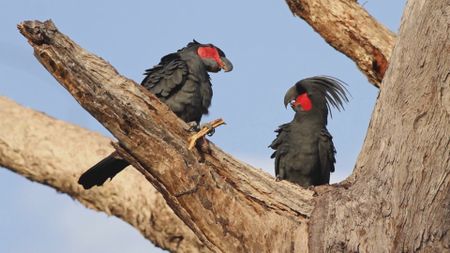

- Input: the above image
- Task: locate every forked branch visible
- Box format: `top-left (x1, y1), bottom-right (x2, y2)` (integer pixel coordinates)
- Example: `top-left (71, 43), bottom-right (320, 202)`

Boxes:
top-left (188, 118), bottom-right (226, 150)
top-left (18, 20), bottom-right (314, 252)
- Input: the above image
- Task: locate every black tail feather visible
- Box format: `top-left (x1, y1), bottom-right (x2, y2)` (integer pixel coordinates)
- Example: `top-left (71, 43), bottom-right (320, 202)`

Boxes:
top-left (78, 152), bottom-right (129, 189)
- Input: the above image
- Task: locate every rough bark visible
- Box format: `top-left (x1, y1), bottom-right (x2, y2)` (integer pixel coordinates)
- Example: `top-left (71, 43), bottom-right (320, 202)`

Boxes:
top-left (18, 20), bottom-right (315, 252)
top-left (285, 0), bottom-right (396, 87)
top-left (309, 0), bottom-right (450, 252)
top-left (5, 0), bottom-right (448, 251)
top-left (0, 96), bottom-right (209, 253)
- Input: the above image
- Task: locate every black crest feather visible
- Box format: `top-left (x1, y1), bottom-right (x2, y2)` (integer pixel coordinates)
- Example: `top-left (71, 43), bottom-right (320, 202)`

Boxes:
top-left (187, 39), bottom-right (201, 47)
top-left (296, 76), bottom-right (349, 117)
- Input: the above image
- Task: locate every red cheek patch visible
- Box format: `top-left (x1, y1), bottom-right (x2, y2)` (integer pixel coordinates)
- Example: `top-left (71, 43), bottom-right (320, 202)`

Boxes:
top-left (294, 93), bottom-right (312, 111)
top-left (197, 47), bottom-right (223, 66)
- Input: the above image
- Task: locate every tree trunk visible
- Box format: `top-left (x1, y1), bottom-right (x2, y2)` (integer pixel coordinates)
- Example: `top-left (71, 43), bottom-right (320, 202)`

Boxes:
top-left (1, 0), bottom-right (447, 252)
top-left (309, 0), bottom-right (450, 251)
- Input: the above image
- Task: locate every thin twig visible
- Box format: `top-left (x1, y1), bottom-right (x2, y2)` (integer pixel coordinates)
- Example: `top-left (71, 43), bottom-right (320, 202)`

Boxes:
top-left (188, 119), bottom-right (226, 150)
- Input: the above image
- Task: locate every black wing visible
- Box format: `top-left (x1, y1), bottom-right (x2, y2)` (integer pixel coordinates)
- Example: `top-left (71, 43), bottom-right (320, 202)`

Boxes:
top-left (141, 53), bottom-right (189, 99)
top-left (269, 123), bottom-right (290, 178)
top-left (317, 128), bottom-right (336, 184)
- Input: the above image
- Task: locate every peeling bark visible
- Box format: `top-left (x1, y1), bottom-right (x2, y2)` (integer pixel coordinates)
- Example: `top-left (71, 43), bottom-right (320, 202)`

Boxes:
top-left (18, 20), bottom-right (315, 252)
top-left (0, 96), bottom-right (209, 253)
top-left (285, 0), bottom-right (396, 87)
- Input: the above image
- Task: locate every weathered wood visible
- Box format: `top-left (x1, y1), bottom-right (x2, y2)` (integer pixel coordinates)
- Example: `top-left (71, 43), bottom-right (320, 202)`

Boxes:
top-left (18, 20), bottom-right (315, 252)
top-left (309, 0), bottom-right (450, 251)
top-left (10, 0), bottom-right (449, 250)
top-left (0, 96), bottom-right (210, 253)
top-left (285, 0), bottom-right (396, 87)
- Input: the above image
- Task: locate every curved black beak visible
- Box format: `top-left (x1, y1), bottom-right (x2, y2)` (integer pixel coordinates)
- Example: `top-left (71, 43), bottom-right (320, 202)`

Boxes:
top-left (220, 57), bottom-right (233, 72)
top-left (284, 85), bottom-right (298, 108)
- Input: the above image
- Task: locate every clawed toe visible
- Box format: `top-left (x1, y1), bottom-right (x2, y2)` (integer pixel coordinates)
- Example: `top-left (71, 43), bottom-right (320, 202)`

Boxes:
top-left (200, 123), bottom-right (215, 136)
top-left (187, 121), bottom-right (200, 132)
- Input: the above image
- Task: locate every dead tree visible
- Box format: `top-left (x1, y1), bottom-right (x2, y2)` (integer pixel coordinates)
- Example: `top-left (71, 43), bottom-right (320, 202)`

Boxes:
top-left (1, 0), bottom-right (448, 252)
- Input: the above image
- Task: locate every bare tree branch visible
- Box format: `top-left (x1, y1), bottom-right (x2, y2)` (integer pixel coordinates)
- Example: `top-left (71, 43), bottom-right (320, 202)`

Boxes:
top-left (18, 20), bottom-right (315, 252)
top-left (285, 0), bottom-right (396, 87)
top-left (0, 96), bottom-right (209, 253)
top-left (9, 0), bottom-right (449, 250)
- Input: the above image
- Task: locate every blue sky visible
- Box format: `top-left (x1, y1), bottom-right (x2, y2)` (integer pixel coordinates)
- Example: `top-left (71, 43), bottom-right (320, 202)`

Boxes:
top-left (0, 1), bottom-right (405, 252)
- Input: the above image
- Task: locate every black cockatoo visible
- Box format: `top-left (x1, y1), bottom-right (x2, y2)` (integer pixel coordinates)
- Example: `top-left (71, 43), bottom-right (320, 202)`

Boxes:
top-left (78, 40), bottom-right (233, 189)
top-left (269, 76), bottom-right (348, 187)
